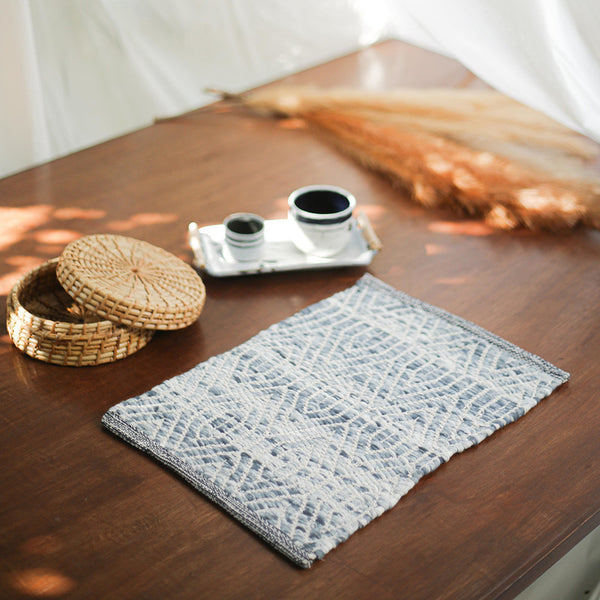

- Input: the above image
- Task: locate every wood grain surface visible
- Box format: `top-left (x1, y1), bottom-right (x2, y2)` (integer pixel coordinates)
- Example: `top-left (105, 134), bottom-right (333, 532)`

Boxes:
top-left (1, 39), bottom-right (599, 600)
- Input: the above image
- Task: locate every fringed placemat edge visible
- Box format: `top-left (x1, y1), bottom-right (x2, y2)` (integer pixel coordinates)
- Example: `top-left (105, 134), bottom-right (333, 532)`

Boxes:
top-left (357, 274), bottom-right (571, 385)
top-left (101, 411), bottom-right (316, 568)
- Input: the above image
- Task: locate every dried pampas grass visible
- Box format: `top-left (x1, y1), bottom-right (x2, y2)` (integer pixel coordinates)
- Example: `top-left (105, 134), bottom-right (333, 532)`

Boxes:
top-left (216, 86), bottom-right (600, 231)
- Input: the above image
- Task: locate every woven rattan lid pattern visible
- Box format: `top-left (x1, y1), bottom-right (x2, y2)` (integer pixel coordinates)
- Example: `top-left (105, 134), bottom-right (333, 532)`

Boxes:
top-left (56, 235), bottom-right (206, 330)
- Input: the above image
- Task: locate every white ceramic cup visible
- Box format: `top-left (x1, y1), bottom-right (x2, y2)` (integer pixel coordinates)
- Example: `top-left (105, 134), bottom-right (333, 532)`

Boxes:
top-left (288, 185), bottom-right (356, 257)
top-left (224, 213), bottom-right (265, 262)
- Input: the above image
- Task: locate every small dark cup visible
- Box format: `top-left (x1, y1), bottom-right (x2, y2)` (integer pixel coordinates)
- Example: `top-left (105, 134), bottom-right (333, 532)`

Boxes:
top-left (224, 213), bottom-right (265, 262)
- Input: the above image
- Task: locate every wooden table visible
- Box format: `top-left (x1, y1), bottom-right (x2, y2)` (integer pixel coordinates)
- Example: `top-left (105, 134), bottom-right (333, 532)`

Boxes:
top-left (1, 40), bottom-right (599, 600)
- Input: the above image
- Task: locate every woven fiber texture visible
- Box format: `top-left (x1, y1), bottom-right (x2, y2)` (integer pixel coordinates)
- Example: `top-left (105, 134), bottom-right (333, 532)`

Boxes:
top-left (103, 274), bottom-right (569, 566)
top-left (57, 234), bottom-right (205, 330)
top-left (7, 259), bottom-right (154, 366)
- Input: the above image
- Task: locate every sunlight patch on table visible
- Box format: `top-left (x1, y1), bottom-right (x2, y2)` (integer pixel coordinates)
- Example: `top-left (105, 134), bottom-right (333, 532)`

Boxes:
top-left (8, 567), bottom-right (76, 597)
top-left (428, 220), bottom-right (495, 236)
top-left (107, 212), bottom-right (178, 232)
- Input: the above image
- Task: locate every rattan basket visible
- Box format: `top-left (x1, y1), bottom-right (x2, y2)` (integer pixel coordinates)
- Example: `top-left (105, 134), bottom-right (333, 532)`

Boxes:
top-left (7, 259), bottom-right (154, 366)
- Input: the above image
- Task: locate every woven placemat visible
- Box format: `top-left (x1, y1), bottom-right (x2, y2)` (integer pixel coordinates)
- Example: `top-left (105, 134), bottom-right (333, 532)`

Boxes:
top-left (57, 234), bottom-right (205, 330)
top-left (102, 274), bottom-right (569, 566)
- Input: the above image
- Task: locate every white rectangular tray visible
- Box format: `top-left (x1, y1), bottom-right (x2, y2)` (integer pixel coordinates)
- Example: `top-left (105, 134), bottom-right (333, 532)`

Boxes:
top-left (188, 213), bottom-right (381, 277)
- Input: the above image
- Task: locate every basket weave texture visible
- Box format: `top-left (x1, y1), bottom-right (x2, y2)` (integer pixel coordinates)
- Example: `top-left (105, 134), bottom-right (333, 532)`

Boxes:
top-left (57, 234), bottom-right (206, 330)
top-left (7, 259), bottom-right (154, 366)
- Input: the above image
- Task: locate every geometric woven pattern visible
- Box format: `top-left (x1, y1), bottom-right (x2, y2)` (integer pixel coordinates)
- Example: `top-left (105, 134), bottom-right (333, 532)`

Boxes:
top-left (102, 274), bottom-right (569, 567)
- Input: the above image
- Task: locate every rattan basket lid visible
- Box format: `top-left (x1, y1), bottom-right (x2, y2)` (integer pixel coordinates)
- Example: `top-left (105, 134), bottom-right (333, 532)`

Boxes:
top-left (56, 234), bottom-right (206, 330)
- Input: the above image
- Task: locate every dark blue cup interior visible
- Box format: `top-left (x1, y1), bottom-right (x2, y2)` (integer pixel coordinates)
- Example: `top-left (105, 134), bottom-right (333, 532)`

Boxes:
top-left (226, 215), bottom-right (264, 234)
top-left (294, 190), bottom-right (350, 215)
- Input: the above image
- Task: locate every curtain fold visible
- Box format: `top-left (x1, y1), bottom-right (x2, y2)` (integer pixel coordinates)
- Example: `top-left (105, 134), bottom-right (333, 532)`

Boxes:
top-left (0, 0), bottom-right (51, 177)
top-left (388, 0), bottom-right (600, 142)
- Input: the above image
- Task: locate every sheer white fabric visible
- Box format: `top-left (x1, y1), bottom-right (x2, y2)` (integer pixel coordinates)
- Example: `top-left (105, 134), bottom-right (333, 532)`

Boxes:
top-left (388, 0), bottom-right (600, 144)
top-left (0, 0), bottom-right (390, 178)
top-left (1, 0), bottom-right (599, 178)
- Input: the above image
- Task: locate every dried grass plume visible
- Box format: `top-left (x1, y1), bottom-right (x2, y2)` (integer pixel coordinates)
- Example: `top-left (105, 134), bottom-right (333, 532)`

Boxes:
top-left (216, 86), bottom-right (600, 231)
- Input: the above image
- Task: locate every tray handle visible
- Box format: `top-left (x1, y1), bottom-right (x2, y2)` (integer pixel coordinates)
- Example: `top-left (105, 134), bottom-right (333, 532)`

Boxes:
top-left (356, 211), bottom-right (383, 252)
top-left (188, 222), bottom-right (206, 269)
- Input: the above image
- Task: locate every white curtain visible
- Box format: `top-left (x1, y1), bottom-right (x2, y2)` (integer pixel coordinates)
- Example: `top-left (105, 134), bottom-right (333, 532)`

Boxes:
top-left (1, 1), bottom-right (52, 178)
top-left (0, 0), bottom-right (390, 179)
top-left (388, 0), bottom-right (600, 144)
top-left (1, 0), bottom-right (599, 179)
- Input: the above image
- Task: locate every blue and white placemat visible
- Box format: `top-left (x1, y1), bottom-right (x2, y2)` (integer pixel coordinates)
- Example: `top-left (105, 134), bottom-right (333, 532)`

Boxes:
top-left (102, 274), bottom-right (569, 567)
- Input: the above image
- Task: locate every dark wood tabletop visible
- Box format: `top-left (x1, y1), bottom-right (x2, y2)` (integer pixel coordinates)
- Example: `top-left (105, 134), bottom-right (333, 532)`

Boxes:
top-left (1, 39), bottom-right (599, 600)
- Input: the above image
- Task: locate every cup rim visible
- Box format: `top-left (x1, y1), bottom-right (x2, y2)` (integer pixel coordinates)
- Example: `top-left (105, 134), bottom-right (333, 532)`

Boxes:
top-left (288, 185), bottom-right (356, 223)
top-left (224, 213), bottom-right (265, 243)
top-left (224, 212), bottom-right (265, 232)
